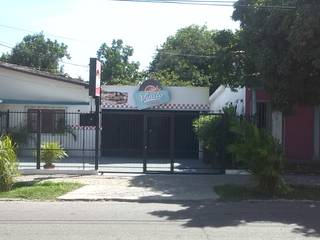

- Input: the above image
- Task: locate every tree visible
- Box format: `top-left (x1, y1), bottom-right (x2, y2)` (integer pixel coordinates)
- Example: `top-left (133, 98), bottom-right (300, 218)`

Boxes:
top-left (149, 25), bottom-right (244, 92)
top-left (232, 0), bottom-right (320, 111)
top-left (97, 39), bottom-right (142, 85)
top-left (1, 32), bottom-right (70, 73)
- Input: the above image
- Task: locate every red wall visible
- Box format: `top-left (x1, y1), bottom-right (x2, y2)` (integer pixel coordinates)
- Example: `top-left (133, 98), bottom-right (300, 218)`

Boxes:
top-left (284, 106), bottom-right (314, 161)
top-left (245, 88), bottom-right (315, 161)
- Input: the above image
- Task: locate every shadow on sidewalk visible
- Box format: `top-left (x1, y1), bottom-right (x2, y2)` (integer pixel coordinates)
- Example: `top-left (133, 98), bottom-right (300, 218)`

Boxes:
top-left (128, 174), bottom-right (320, 238)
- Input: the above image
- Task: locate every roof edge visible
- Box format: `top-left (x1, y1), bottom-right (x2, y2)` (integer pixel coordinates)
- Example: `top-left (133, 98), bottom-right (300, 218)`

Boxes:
top-left (0, 61), bottom-right (88, 87)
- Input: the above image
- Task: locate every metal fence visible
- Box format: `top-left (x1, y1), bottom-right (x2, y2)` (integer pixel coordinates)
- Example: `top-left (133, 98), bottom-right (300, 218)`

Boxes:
top-left (0, 110), bottom-right (263, 173)
top-left (0, 110), bottom-right (96, 170)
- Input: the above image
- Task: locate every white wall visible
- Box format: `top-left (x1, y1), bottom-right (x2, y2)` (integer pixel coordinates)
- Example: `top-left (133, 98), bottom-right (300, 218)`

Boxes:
top-left (0, 67), bottom-right (94, 157)
top-left (209, 86), bottom-right (245, 115)
top-left (0, 67), bottom-right (89, 103)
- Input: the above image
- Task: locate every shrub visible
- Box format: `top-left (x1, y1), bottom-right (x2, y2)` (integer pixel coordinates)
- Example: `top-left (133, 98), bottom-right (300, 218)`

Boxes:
top-left (40, 142), bottom-right (68, 168)
top-left (228, 120), bottom-right (289, 194)
top-left (0, 135), bottom-right (19, 192)
top-left (193, 114), bottom-right (222, 151)
top-left (193, 106), bottom-right (238, 168)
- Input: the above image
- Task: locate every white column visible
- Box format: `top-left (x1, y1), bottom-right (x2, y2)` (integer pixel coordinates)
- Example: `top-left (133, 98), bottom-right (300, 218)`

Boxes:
top-left (272, 111), bottom-right (283, 144)
top-left (313, 106), bottom-right (320, 160)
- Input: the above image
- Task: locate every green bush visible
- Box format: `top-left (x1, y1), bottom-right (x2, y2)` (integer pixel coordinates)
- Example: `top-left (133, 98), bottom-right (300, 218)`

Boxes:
top-left (40, 142), bottom-right (68, 168)
top-left (228, 120), bottom-right (289, 194)
top-left (0, 135), bottom-right (19, 192)
top-left (193, 106), bottom-right (238, 168)
top-left (193, 114), bottom-right (221, 151)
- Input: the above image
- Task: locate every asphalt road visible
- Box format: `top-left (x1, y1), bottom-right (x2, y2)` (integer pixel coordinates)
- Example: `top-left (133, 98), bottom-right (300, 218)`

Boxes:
top-left (0, 200), bottom-right (319, 240)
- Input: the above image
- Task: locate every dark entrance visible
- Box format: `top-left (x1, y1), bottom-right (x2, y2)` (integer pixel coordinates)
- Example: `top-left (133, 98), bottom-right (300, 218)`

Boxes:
top-left (101, 112), bottom-right (143, 157)
top-left (100, 110), bottom-right (208, 173)
top-left (145, 115), bottom-right (170, 158)
top-left (101, 110), bottom-right (198, 159)
top-left (144, 114), bottom-right (173, 172)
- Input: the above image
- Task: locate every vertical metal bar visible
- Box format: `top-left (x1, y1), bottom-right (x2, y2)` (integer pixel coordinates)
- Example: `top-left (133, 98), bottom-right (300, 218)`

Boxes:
top-left (313, 106), bottom-right (320, 160)
top-left (170, 114), bottom-right (175, 173)
top-left (5, 110), bottom-right (9, 134)
top-left (36, 110), bottom-right (41, 169)
top-left (143, 115), bottom-right (147, 173)
top-left (94, 97), bottom-right (101, 171)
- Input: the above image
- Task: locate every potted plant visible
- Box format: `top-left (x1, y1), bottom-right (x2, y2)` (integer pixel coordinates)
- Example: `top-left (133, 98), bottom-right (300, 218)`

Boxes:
top-left (40, 142), bottom-right (68, 169)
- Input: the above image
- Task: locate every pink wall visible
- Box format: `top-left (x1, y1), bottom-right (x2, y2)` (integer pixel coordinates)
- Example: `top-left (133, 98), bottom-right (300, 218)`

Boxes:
top-left (284, 106), bottom-right (314, 161)
top-left (245, 88), bottom-right (315, 161)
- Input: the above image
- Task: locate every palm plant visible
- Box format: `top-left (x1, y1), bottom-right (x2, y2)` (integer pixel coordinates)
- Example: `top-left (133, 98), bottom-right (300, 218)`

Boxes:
top-left (40, 142), bottom-right (68, 169)
top-left (228, 120), bottom-right (288, 194)
top-left (0, 135), bottom-right (19, 192)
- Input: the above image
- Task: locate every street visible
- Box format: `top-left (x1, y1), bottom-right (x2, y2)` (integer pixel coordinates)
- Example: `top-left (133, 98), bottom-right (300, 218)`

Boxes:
top-left (0, 200), bottom-right (319, 240)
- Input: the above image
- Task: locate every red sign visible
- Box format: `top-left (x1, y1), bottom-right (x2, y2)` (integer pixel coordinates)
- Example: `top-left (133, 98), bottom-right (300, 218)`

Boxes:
top-left (89, 58), bottom-right (101, 97)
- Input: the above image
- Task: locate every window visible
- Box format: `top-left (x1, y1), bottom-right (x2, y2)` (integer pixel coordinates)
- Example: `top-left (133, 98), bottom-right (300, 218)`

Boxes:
top-left (256, 102), bottom-right (271, 130)
top-left (27, 109), bottom-right (65, 133)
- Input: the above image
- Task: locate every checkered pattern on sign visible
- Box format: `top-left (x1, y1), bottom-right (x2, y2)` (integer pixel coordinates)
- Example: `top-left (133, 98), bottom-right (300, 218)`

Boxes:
top-left (101, 103), bottom-right (210, 111)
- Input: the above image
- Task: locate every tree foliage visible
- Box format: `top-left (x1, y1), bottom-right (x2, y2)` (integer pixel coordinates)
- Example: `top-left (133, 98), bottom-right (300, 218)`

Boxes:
top-left (149, 25), bottom-right (244, 92)
top-left (233, 0), bottom-right (320, 111)
top-left (97, 39), bottom-right (142, 85)
top-left (1, 32), bottom-right (70, 73)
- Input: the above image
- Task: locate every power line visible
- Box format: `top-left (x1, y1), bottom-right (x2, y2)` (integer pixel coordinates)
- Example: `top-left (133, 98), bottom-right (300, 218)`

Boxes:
top-left (0, 42), bottom-right (13, 49)
top-left (0, 41), bottom-right (89, 69)
top-left (61, 61), bottom-right (89, 68)
top-left (160, 51), bottom-right (217, 58)
top-left (159, 49), bottom-right (244, 58)
top-left (111, 0), bottom-right (296, 9)
top-left (0, 24), bottom-right (86, 43)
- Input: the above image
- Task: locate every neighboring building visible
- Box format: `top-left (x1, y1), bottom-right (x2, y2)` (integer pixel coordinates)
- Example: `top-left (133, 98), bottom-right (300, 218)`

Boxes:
top-left (245, 88), bottom-right (319, 162)
top-left (209, 85), bottom-right (245, 115)
top-left (210, 84), bottom-right (320, 162)
top-left (0, 61), bottom-right (90, 112)
top-left (0, 61), bottom-right (94, 157)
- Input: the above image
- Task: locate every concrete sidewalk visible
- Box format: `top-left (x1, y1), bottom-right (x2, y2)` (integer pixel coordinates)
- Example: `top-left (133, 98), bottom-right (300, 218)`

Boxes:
top-left (58, 174), bottom-right (254, 201)
top-left (16, 173), bottom-right (320, 202)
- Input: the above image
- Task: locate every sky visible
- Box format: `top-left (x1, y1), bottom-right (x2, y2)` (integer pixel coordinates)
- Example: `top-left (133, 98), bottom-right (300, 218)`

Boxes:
top-left (0, 0), bottom-right (239, 81)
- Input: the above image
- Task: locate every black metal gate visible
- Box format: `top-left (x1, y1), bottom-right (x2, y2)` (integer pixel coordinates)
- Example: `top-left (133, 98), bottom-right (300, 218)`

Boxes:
top-left (99, 110), bottom-right (222, 174)
top-left (0, 110), bottom-right (225, 174)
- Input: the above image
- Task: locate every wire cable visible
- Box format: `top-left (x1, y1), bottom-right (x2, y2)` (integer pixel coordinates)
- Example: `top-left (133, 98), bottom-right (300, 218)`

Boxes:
top-left (110, 0), bottom-right (296, 9)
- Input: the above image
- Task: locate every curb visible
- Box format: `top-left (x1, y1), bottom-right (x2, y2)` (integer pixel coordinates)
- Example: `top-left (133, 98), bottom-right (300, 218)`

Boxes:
top-left (20, 169), bottom-right (98, 176)
top-left (57, 197), bottom-right (217, 203)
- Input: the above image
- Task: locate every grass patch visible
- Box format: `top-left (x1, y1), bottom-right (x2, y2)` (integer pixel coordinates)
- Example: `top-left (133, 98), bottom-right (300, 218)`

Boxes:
top-left (215, 184), bottom-right (320, 201)
top-left (0, 181), bottom-right (83, 200)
